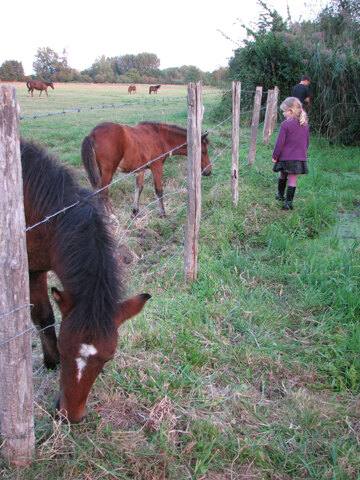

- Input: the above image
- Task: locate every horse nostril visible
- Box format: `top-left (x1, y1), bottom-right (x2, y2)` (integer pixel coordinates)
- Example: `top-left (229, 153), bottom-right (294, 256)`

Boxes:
top-left (73, 415), bottom-right (86, 424)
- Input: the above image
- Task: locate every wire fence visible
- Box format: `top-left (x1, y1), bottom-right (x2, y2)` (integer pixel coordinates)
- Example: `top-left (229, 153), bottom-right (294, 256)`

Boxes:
top-left (0, 83), bottom-right (275, 443)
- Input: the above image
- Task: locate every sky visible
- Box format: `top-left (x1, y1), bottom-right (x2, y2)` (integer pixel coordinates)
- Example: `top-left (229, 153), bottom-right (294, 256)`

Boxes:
top-left (2, 0), bottom-right (325, 75)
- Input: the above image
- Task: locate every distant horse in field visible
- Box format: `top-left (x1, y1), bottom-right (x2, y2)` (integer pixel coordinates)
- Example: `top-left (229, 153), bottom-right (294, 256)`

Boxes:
top-left (128, 85), bottom-right (136, 94)
top-left (27, 80), bottom-right (54, 97)
top-left (81, 121), bottom-right (211, 217)
top-left (149, 85), bottom-right (161, 94)
top-left (21, 139), bottom-right (150, 423)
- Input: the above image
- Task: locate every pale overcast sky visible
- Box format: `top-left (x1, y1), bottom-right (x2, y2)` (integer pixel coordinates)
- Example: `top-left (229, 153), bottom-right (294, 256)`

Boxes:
top-left (2, 0), bottom-right (324, 75)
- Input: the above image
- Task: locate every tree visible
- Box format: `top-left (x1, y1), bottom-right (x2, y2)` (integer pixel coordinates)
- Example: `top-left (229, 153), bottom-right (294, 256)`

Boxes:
top-left (230, 31), bottom-right (305, 94)
top-left (182, 66), bottom-right (202, 83)
top-left (0, 60), bottom-right (25, 81)
top-left (136, 53), bottom-right (160, 73)
top-left (33, 47), bottom-right (60, 79)
top-left (86, 56), bottom-right (115, 83)
top-left (219, 0), bottom-right (360, 144)
top-left (210, 67), bottom-right (229, 87)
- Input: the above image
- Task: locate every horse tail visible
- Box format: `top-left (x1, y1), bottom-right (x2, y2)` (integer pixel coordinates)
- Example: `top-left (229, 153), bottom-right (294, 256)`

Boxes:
top-left (81, 135), bottom-right (102, 190)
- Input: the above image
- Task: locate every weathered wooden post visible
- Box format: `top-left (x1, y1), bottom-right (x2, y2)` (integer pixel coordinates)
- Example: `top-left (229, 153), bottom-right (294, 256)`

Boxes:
top-left (231, 81), bottom-right (241, 206)
top-left (247, 86), bottom-right (263, 165)
top-left (270, 86), bottom-right (279, 135)
top-left (262, 89), bottom-right (274, 145)
top-left (0, 85), bottom-right (35, 466)
top-left (184, 82), bottom-right (203, 282)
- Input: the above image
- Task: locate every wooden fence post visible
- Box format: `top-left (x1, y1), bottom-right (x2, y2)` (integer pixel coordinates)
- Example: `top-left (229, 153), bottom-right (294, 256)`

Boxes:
top-left (184, 82), bottom-right (203, 282)
top-left (270, 86), bottom-right (279, 135)
top-left (262, 89), bottom-right (274, 145)
top-left (247, 86), bottom-right (263, 165)
top-left (0, 85), bottom-right (35, 466)
top-left (231, 81), bottom-right (241, 206)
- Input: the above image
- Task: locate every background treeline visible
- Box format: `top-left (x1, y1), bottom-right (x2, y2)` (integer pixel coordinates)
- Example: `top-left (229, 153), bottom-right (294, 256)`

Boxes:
top-left (0, 49), bottom-right (229, 87)
top-left (1, 0), bottom-right (359, 144)
top-left (213, 0), bottom-right (360, 145)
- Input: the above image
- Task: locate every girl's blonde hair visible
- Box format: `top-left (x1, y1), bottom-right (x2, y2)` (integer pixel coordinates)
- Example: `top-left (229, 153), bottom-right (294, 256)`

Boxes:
top-left (280, 97), bottom-right (308, 126)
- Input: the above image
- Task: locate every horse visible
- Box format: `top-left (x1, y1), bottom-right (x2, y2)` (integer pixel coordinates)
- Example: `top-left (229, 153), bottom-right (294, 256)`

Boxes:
top-left (128, 85), bottom-right (136, 94)
top-left (21, 139), bottom-right (150, 423)
top-left (81, 121), bottom-right (212, 217)
top-left (27, 80), bottom-right (54, 97)
top-left (149, 85), bottom-right (161, 95)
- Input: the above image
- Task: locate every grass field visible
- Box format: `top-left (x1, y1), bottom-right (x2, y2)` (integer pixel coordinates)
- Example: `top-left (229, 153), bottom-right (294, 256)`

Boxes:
top-left (1, 82), bottom-right (360, 479)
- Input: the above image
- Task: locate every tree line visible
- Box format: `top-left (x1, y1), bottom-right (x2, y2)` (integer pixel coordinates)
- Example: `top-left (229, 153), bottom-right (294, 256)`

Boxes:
top-left (1, 0), bottom-right (358, 144)
top-left (0, 49), bottom-right (228, 87)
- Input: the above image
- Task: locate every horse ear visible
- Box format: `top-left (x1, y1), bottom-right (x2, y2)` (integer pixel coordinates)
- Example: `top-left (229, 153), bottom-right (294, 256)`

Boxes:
top-left (51, 288), bottom-right (73, 315)
top-left (201, 132), bottom-right (209, 144)
top-left (115, 293), bottom-right (151, 328)
top-left (51, 287), bottom-right (64, 304)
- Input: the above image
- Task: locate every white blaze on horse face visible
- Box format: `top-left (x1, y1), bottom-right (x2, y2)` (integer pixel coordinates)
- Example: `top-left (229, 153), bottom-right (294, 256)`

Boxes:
top-left (76, 344), bottom-right (98, 382)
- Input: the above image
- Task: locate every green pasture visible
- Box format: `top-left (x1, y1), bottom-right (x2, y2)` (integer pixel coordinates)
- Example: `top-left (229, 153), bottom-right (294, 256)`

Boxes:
top-left (2, 82), bottom-right (360, 479)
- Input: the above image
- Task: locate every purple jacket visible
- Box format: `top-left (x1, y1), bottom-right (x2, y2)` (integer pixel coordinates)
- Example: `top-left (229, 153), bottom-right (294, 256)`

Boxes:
top-left (272, 118), bottom-right (310, 161)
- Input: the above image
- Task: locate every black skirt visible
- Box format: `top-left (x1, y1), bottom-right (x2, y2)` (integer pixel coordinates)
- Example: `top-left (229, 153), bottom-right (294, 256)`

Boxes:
top-left (273, 160), bottom-right (309, 174)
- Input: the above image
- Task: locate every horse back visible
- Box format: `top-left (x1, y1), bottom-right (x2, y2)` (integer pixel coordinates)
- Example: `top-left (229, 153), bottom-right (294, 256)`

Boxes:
top-left (90, 122), bottom-right (164, 173)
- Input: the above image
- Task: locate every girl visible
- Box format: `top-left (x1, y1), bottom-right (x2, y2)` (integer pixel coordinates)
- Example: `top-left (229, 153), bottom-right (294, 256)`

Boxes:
top-left (272, 97), bottom-right (310, 210)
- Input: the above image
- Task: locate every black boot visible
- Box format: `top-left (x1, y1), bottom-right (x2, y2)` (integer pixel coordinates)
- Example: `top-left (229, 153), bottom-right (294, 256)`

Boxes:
top-left (282, 186), bottom-right (296, 210)
top-left (276, 179), bottom-right (287, 201)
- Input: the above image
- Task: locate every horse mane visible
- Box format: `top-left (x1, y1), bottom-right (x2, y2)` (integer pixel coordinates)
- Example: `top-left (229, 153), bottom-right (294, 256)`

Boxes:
top-left (137, 121), bottom-right (187, 137)
top-left (21, 139), bottom-right (124, 339)
top-left (137, 121), bottom-right (209, 144)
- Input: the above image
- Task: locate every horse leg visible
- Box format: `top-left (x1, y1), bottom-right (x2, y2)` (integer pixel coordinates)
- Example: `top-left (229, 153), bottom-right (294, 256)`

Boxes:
top-left (132, 170), bottom-right (144, 216)
top-left (100, 166), bottom-right (118, 214)
top-left (39, 90), bottom-right (42, 97)
top-left (29, 271), bottom-right (60, 369)
top-left (151, 163), bottom-right (166, 217)
top-left (45, 89), bottom-right (48, 97)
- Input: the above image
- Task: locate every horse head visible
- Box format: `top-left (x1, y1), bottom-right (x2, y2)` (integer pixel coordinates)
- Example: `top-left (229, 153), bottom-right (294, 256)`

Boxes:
top-left (49, 82), bottom-right (55, 90)
top-left (52, 288), bottom-right (151, 423)
top-left (200, 132), bottom-right (212, 176)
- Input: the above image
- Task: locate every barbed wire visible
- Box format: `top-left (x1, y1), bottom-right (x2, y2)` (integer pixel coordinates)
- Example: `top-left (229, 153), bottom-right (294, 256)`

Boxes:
top-left (0, 304), bottom-right (33, 322)
top-left (19, 95), bottom-right (187, 120)
top-left (0, 425), bottom-right (34, 440)
top-left (19, 87), bottom-right (267, 121)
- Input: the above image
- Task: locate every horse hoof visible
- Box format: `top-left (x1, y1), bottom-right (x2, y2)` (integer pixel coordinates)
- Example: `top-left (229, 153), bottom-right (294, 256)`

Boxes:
top-left (44, 358), bottom-right (60, 370)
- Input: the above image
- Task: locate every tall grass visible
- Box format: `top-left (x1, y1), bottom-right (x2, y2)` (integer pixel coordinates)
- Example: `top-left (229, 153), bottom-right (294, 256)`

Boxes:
top-left (1, 83), bottom-right (359, 479)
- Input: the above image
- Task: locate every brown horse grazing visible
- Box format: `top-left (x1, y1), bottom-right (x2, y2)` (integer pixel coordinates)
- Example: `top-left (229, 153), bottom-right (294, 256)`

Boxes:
top-left (27, 80), bottom-right (54, 97)
top-left (81, 121), bottom-right (212, 217)
top-left (21, 139), bottom-right (150, 423)
top-left (149, 84), bottom-right (161, 94)
top-left (128, 85), bottom-right (136, 94)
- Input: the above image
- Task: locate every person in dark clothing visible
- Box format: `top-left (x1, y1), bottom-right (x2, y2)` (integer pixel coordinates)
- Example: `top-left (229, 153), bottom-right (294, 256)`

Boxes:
top-left (291, 75), bottom-right (310, 106)
top-left (272, 97), bottom-right (310, 210)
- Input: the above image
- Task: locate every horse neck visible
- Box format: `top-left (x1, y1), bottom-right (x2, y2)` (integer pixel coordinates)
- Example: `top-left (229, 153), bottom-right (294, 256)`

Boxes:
top-left (158, 126), bottom-right (187, 155)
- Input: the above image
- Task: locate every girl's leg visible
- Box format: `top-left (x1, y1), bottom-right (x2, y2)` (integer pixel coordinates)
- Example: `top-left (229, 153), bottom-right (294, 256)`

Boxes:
top-left (276, 172), bottom-right (287, 200)
top-left (283, 174), bottom-right (298, 210)
top-left (287, 174), bottom-right (298, 187)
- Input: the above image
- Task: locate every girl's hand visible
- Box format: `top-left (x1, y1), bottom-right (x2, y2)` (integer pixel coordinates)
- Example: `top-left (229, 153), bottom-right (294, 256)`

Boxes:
top-left (272, 158), bottom-right (277, 163)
